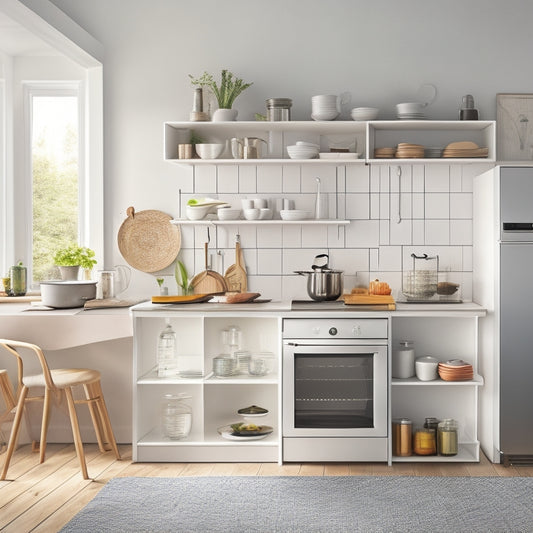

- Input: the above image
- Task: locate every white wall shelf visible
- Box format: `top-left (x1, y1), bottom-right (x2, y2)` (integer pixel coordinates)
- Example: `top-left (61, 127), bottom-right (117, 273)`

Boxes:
top-left (170, 219), bottom-right (350, 226)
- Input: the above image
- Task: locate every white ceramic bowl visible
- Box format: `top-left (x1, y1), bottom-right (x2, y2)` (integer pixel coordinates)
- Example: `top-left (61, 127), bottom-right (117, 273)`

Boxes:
top-left (396, 102), bottom-right (424, 115)
top-left (259, 208), bottom-right (273, 220)
top-left (195, 143), bottom-right (225, 159)
top-left (286, 145), bottom-right (319, 159)
top-left (296, 141), bottom-right (320, 150)
top-left (351, 107), bottom-right (379, 120)
top-left (415, 356), bottom-right (439, 381)
top-left (311, 111), bottom-right (339, 121)
top-left (217, 208), bottom-right (241, 220)
top-left (186, 204), bottom-right (211, 220)
top-left (243, 208), bottom-right (260, 220)
top-left (280, 209), bottom-right (312, 221)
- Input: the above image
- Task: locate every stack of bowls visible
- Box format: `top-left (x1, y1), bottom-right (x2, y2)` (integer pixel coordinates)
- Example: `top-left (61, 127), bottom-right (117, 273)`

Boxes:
top-left (287, 144), bottom-right (319, 159)
top-left (311, 95), bottom-right (339, 121)
top-left (213, 355), bottom-right (237, 378)
top-left (396, 102), bottom-right (426, 120)
top-left (351, 107), bottom-right (379, 121)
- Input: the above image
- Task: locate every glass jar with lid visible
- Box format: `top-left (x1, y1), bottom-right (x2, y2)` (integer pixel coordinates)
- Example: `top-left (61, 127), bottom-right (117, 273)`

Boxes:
top-left (161, 393), bottom-right (192, 440)
top-left (438, 418), bottom-right (458, 456)
top-left (413, 427), bottom-right (437, 455)
top-left (392, 417), bottom-right (412, 456)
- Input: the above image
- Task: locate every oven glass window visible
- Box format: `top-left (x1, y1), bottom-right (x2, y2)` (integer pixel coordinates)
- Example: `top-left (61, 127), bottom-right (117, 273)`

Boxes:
top-left (294, 353), bottom-right (374, 428)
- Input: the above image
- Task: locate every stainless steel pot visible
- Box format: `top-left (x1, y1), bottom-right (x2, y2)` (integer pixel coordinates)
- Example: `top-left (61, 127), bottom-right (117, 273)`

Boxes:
top-left (295, 254), bottom-right (343, 301)
top-left (40, 280), bottom-right (97, 308)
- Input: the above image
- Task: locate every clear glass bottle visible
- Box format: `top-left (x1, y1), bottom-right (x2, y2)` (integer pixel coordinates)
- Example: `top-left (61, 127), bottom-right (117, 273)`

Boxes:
top-left (161, 393), bottom-right (192, 440)
top-left (438, 418), bottom-right (459, 456)
top-left (157, 319), bottom-right (178, 378)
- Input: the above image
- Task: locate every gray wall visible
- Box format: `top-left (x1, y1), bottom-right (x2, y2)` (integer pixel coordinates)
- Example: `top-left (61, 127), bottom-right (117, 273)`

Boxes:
top-left (48, 0), bottom-right (533, 298)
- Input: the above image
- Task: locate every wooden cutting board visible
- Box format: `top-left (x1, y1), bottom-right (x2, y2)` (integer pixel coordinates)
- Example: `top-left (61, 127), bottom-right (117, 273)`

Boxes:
top-left (224, 240), bottom-right (247, 292)
top-left (191, 242), bottom-right (228, 294)
top-left (151, 294), bottom-right (216, 304)
top-left (343, 293), bottom-right (396, 310)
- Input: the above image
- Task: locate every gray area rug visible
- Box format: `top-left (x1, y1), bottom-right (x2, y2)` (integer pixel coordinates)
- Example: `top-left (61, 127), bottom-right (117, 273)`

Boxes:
top-left (61, 476), bottom-right (533, 532)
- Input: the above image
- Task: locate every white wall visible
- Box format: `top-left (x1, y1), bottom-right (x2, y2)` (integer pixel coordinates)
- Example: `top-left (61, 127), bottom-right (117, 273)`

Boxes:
top-left (48, 0), bottom-right (533, 300)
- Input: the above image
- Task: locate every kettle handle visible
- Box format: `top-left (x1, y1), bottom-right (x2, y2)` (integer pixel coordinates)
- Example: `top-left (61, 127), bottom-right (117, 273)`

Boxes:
top-left (311, 253), bottom-right (329, 271)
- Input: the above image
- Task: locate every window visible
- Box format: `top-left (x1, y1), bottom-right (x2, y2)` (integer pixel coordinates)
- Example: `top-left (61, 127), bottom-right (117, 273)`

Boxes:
top-left (24, 83), bottom-right (84, 285)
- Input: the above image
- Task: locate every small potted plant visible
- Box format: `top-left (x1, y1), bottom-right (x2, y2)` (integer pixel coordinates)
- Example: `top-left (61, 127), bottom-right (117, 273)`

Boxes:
top-left (189, 69), bottom-right (253, 122)
top-left (53, 244), bottom-right (97, 280)
top-left (175, 260), bottom-right (193, 295)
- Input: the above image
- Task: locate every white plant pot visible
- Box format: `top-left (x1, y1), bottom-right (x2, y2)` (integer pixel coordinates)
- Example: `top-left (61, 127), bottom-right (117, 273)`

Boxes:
top-left (212, 108), bottom-right (238, 122)
top-left (58, 265), bottom-right (81, 281)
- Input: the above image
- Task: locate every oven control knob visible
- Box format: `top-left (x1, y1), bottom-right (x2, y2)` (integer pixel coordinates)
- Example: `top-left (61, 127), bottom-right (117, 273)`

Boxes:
top-left (328, 327), bottom-right (338, 336)
top-left (352, 325), bottom-right (362, 336)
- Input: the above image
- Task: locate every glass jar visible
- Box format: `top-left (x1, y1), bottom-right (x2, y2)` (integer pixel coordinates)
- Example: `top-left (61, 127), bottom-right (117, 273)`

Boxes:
top-left (266, 98), bottom-right (292, 121)
top-left (161, 393), bottom-right (192, 440)
top-left (413, 427), bottom-right (437, 455)
top-left (424, 417), bottom-right (440, 454)
top-left (157, 320), bottom-right (178, 377)
top-left (392, 417), bottom-right (412, 456)
top-left (9, 262), bottom-right (27, 296)
top-left (438, 418), bottom-right (458, 456)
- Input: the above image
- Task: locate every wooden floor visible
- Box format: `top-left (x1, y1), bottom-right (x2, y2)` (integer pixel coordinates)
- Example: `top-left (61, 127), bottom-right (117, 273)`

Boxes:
top-left (1, 444), bottom-right (532, 532)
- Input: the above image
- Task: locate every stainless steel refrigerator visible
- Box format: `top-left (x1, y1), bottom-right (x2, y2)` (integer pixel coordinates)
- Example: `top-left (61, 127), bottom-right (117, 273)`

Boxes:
top-left (474, 165), bottom-right (533, 465)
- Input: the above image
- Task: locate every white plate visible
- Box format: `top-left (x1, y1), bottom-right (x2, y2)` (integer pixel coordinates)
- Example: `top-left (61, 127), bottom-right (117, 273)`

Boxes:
top-left (319, 153), bottom-right (360, 159)
top-left (280, 210), bottom-right (312, 221)
top-left (219, 431), bottom-right (270, 441)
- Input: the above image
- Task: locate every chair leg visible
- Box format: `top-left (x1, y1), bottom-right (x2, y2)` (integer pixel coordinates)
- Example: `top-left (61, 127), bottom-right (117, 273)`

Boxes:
top-left (93, 380), bottom-right (121, 460)
top-left (64, 387), bottom-right (89, 480)
top-left (1, 385), bottom-right (29, 481)
top-left (84, 382), bottom-right (108, 453)
top-left (38, 387), bottom-right (52, 464)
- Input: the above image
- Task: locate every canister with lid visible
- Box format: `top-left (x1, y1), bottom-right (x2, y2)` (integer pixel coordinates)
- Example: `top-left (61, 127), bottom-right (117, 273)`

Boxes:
top-left (161, 393), bottom-right (192, 440)
top-left (392, 417), bottom-right (412, 456)
top-left (266, 98), bottom-right (292, 121)
top-left (392, 341), bottom-right (415, 379)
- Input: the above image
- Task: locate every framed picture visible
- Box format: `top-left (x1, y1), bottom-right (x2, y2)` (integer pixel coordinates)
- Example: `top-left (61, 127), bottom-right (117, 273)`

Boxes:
top-left (496, 93), bottom-right (533, 161)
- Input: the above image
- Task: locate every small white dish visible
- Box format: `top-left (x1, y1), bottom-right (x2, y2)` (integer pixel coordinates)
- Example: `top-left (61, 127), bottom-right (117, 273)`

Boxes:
top-left (280, 209), bottom-right (312, 221)
top-left (415, 356), bottom-right (439, 381)
top-left (258, 208), bottom-right (273, 220)
top-left (195, 143), bottom-right (225, 159)
top-left (186, 204), bottom-right (211, 220)
top-left (243, 208), bottom-right (260, 220)
top-left (217, 208), bottom-right (241, 221)
top-left (296, 141), bottom-right (320, 150)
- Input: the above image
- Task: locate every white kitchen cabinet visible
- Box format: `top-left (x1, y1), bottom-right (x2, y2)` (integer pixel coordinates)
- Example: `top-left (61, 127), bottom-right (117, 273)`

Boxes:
top-left (390, 312), bottom-right (484, 462)
top-left (132, 305), bottom-right (282, 463)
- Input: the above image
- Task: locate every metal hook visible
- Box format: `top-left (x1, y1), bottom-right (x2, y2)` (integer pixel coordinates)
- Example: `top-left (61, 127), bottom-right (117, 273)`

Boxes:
top-left (207, 226), bottom-right (211, 244)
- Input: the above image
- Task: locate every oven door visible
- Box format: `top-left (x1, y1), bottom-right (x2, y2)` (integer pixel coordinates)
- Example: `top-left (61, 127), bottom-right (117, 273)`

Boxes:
top-left (283, 341), bottom-right (388, 437)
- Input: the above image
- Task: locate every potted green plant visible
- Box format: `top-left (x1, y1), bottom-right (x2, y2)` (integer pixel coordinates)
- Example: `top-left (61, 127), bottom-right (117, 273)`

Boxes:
top-left (53, 244), bottom-right (97, 280)
top-left (189, 69), bottom-right (253, 121)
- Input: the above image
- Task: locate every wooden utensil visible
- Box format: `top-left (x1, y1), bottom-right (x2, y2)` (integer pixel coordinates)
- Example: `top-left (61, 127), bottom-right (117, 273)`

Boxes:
top-left (224, 237), bottom-right (248, 292)
top-left (225, 292), bottom-right (260, 304)
top-left (191, 242), bottom-right (228, 294)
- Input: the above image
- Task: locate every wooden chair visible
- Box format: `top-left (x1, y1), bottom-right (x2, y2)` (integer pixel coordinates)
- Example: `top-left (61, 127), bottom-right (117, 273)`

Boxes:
top-left (0, 339), bottom-right (120, 480)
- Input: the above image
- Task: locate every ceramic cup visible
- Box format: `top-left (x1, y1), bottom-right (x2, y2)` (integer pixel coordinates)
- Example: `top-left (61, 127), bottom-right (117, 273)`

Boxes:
top-left (415, 356), bottom-right (439, 381)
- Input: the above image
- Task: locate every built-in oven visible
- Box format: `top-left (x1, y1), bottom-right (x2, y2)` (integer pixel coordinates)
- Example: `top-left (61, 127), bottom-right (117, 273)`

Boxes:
top-left (282, 318), bottom-right (388, 462)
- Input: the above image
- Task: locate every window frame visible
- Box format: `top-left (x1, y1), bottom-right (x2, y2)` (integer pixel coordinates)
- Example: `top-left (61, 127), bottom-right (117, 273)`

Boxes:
top-left (23, 81), bottom-right (85, 287)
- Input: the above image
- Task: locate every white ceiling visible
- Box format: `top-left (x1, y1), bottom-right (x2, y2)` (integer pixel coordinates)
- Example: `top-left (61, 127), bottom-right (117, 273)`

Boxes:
top-left (0, 10), bottom-right (60, 56)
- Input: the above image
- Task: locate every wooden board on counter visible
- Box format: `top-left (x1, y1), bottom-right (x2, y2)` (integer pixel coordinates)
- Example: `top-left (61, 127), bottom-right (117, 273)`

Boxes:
top-left (343, 293), bottom-right (396, 310)
top-left (0, 295), bottom-right (41, 303)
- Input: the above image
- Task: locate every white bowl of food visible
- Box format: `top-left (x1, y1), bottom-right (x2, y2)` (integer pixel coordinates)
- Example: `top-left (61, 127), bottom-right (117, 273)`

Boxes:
top-left (186, 204), bottom-right (211, 220)
top-left (195, 143), bottom-right (225, 159)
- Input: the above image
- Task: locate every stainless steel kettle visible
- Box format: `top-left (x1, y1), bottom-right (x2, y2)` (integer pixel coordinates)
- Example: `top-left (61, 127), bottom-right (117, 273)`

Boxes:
top-left (294, 254), bottom-right (343, 301)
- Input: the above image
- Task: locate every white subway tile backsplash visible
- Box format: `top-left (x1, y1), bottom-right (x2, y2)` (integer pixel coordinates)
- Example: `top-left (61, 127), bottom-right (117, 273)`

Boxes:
top-left (450, 219), bottom-right (472, 245)
top-left (257, 165), bottom-right (282, 193)
top-left (329, 248), bottom-right (369, 274)
top-left (450, 192), bottom-right (473, 219)
top-left (282, 225), bottom-right (302, 247)
top-left (462, 246), bottom-right (473, 271)
top-left (412, 193), bottom-right (425, 219)
top-left (238, 166), bottom-right (257, 193)
top-left (346, 165), bottom-right (370, 193)
top-left (257, 249), bottom-right (282, 275)
top-left (345, 220), bottom-right (380, 248)
top-left (281, 165), bottom-right (301, 193)
top-left (194, 165), bottom-right (217, 194)
top-left (378, 246), bottom-right (402, 271)
top-left (412, 165), bottom-right (425, 192)
top-left (369, 249), bottom-right (379, 271)
top-left (301, 165), bottom-right (336, 192)
top-left (425, 193), bottom-right (450, 219)
top-left (379, 192), bottom-right (390, 219)
top-left (346, 193), bottom-right (370, 220)
top-left (302, 224), bottom-right (328, 248)
top-left (379, 166), bottom-right (390, 193)
top-left (257, 225), bottom-right (282, 248)
top-left (389, 219), bottom-right (412, 246)
top-left (217, 166), bottom-right (239, 193)
top-left (450, 166), bottom-right (462, 192)
top-left (370, 165), bottom-right (380, 193)
top-left (370, 193), bottom-right (380, 220)
top-left (283, 248), bottom-right (325, 274)
top-left (327, 224), bottom-right (345, 248)
top-left (281, 274), bottom-right (308, 301)
top-left (425, 165), bottom-right (449, 192)
top-left (379, 219), bottom-right (390, 245)
top-left (412, 220), bottom-right (425, 245)
top-left (425, 220), bottom-right (450, 245)
top-left (249, 275), bottom-right (283, 301)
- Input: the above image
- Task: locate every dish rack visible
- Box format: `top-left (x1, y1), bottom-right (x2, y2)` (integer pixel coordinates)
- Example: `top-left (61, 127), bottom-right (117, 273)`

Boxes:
top-left (402, 253), bottom-right (439, 301)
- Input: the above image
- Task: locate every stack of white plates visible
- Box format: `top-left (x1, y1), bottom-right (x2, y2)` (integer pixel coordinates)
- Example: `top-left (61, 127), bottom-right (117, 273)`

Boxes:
top-left (311, 95), bottom-right (339, 121)
top-left (396, 102), bottom-right (426, 120)
top-left (351, 107), bottom-right (379, 121)
top-left (286, 144), bottom-right (319, 159)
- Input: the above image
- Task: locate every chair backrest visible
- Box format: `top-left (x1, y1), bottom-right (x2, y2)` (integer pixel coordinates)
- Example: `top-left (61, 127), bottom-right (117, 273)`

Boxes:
top-left (0, 339), bottom-right (56, 392)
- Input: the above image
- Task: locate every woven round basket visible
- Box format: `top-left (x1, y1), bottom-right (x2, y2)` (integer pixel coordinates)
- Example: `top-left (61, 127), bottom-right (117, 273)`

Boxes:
top-left (117, 207), bottom-right (181, 273)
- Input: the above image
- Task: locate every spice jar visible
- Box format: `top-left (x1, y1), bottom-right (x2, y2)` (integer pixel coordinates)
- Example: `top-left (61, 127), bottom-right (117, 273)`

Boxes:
top-left (161, 393), bottom-right (192, 440)
top-left (413, 427), bottom-right (437, 455)
top-left (266, 98), bottom-right (292, 121)
top-left (392, 418), bottom-right (412, 456)
top-left (438, 418), bottom-right (458, 456)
